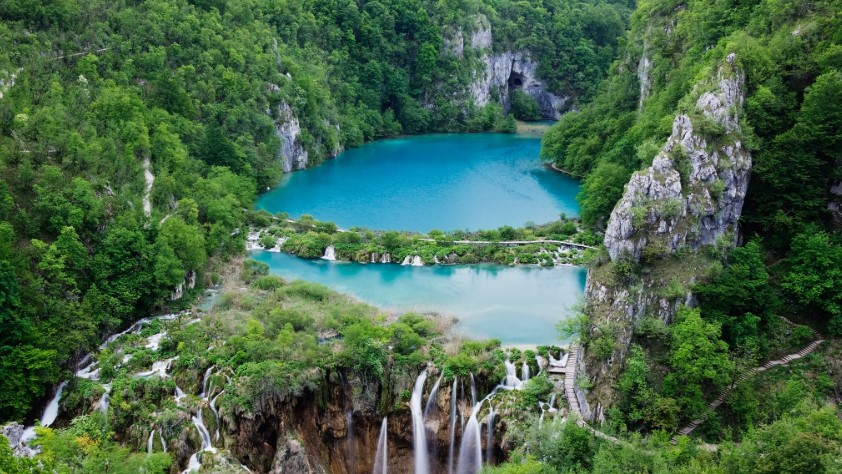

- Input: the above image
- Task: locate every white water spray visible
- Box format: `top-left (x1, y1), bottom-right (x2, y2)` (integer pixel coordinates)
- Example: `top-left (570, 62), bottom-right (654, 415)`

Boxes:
top-left (373, 417), bottom-right (388, 474)
top-left (322, 245), bottom-right (337, 261)
top-left (410, 370), bottom-right (429, 474)
top-left (448, 376), bottom-right (458, 474)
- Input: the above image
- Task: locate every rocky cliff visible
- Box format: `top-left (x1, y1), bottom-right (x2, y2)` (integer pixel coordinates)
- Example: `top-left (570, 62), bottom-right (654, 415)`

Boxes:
top-left (221, 369), bottom-right (502, 474)
top-left (273, 100), bottom-right (309, 173)
top-left (464, 16), bottom-right (568, 119)
top-left (580, 54), bottom-right (751, 420)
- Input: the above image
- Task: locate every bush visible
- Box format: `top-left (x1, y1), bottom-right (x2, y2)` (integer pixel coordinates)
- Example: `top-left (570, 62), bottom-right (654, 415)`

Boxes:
top-left (510, 89), bottom-right (542, 121)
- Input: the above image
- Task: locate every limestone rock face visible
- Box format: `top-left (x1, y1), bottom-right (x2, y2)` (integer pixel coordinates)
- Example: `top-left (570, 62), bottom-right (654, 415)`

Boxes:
top-left (467, 16), bottom-right (568, 119)
top-left (605, 56), bottom-right (750, 263)
top-left (270, 437), bottom-right (321, 474)
top-left (582, 55), bottom-right (750, 418)
top-left (275, 101), bottom-right (309, 173)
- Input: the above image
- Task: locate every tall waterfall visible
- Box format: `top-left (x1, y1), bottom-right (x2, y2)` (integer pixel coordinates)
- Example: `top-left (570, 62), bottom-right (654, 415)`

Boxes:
top-left (410, 370), bottom-right (429, 474)
top-left (373, 417), bottom-right (388, 474)
top-left (521, 361), bottom-right (530, 382)
top-left (345, 409), bottom-right (355, 473)
top-left (447, 376), bottom-right (458, 474)
top-left (424, 372), bottom-right (444, 419)
top-left (147, 430), bottom-right (156, 455)
top-left (322, 245), bottom-right (337, 261)
top-left (455, 405), bottom-right (482, 474)
top-left (210, 391), bottom-right (224, 441)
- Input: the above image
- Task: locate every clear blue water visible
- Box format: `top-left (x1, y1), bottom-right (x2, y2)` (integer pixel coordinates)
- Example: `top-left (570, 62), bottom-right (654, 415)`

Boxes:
top-left (257, 134), bottom-right (580, 232)
top-left (252, 251), bottom-right (587, 346)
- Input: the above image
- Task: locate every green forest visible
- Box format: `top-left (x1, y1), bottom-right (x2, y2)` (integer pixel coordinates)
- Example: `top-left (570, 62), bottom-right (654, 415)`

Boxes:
top-left (1, 0), bottom-right (842, 472)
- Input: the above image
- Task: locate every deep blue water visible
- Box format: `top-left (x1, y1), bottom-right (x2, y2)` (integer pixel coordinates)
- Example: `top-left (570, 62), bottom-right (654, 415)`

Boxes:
top-left (257, 134), bottom-right (580, 232)
top-left (252, 251), bottom-right (587, 346)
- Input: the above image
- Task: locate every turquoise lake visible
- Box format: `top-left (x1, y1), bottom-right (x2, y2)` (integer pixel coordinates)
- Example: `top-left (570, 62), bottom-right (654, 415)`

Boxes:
top-left (257, 134), bottom-right (580, 232)
top-left (252, 251), bottom-right (587, 346)
top-left (254, 133), bottom-right (586, 345)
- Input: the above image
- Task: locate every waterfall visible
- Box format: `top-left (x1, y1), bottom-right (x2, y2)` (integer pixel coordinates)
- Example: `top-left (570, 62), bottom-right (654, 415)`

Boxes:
top-left (455, 406), bottom-right (482, 474)
top-left (381, 253), bottom-right (391, 263)
top-left (503, 360), bottom-right (522, 389)
top-left (410, 370), bottom-right (429, 474)
top-left (210, 391), bottom-right (223, 441)
top-left (373, 417), bottom-right (388, 474)
top-left (40, 382), bottom-right (67, 428)
top-left (401, 255), bottom-right (412, 265)
top-left (200, 367), bottom-right (214, 397)
top-left (521, 361), bottom-right (530, 382)
top-left (97, 384), bottom-right (111, 414)
top-left (322, 245), bottom-right (337, 261)
top-left (424, 372), bottom-right (444, 420)
top-left (159, 429), bottom-right (167, 453)
top-left (535, 355), bottom-right (544, 374)
top-left (559, 351), bottom-right (570, 368)
top-left (411, 255), bottom-right (423, 266)
top-left (136, 357), bottom-right (177, 378)
top-left (345, 409), bottom-right (355, 473)
top-left (181, 408), bottom-right (217, 474)
top-left (485, 404), bottom-right (495, 463)
top-left (447, 376), bottom-right (458, 474)
top-left (175, 386), bottom-right (186, 406)
top-left (434, 255), bottom-right (440, 264)
top-left (147, 430), bottom-right (156, 455)
top-left (370, 253), bottom-right (376, 263)
top-left (145, 332), bottom-right (166, 351)
top-left (469, 373), bottom-right (477, 407)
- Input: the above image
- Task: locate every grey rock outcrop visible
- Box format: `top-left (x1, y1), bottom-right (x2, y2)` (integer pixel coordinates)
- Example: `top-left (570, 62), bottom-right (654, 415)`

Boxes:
top-left (467, 16), bottom-right (568, 119)
top-left (275, 101), bottom-right (309, 173)
top-left (582, 55), bottom-right (751, 417)
top-left (270, 436), bottom-right (322, 474)
top-left (605, 55), bottom-right (750, 262)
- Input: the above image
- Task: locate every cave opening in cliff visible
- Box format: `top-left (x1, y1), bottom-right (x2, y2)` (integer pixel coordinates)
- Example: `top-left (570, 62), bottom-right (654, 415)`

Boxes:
top-left (508, 71), bottom-right (524, 89)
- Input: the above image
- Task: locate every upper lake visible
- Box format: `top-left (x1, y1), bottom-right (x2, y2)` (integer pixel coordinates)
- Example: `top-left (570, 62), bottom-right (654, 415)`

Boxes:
top-left (256, 133), bottom-right (580, 232)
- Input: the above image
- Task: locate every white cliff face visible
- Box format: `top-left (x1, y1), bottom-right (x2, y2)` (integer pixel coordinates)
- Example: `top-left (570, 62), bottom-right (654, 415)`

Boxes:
top-left (0, 69), bottom-right (19, 100)
top-left (582, 54), bottom-right (750, 417)
top-left (467, 16), bottom-right (569, 119)
top-left (605, 54), bottom-right (750, 262)
top-left (275, 101), bottom-right (309, 173)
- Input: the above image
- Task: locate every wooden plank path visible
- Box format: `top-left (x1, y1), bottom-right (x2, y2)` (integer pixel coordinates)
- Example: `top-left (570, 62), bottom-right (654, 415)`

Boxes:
top-left (673, 338), bottom-right (827, 439)
top-left (418, 238), bottom-right (596, 250)
top-left (547, 345), bottom-right (581, 416)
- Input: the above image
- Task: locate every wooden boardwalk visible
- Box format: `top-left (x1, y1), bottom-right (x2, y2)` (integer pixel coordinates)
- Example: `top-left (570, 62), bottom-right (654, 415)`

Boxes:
top-left (673, 338), bottom-right (826, 438)
top-left (547, 345), bottom-right (581, 416)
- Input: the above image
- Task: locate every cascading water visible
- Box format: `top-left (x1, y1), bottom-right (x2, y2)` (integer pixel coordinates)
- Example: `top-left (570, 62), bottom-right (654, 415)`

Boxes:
top-left (448, 376), bottom-right (458, 474)
top-left (200, 367), bottom-right (215, 397)
top-left (424, 372), bottom-right (444, 419)
top-left (410, 370), bottom-right (429, 474)
top-left (535, 355), bottom-right (544, 374)
top-left (322, 245), bottom-right (337, 261)
top-left (469, 373), bottom-right (477, 407)
top-left (455, 403), bottom-right (483, 474)
top-left (424, 372), bottom-right (444, 470)
top-left (345, 409), bottom-right (355, 473)
top-left (485, 404), bottom-right (495, 463)
top-left (159, 430), bottom-right (167, 453)
top-left (380, 253), bottom-right (391, 263)
top-left (503, 360), bottom-right (522, 389)
top-left (411, 255), bottom-right (423, 266)
top-left (182, 408), bottom-right (217, 474)
top-left (147, 430), bottom-right (156, 455)
top-left (373, 417), bottom-right (388, 474)
top-left (521, 361), bottom-right (530, 382)
top-left (401, 255), bottom-right (412, 265)
top-left (210, 391), bottom-right (224, 440)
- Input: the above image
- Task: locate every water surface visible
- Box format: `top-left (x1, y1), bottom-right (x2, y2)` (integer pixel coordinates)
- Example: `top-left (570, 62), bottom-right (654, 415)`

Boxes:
top-left (257, 134), bottom-right (579, 232)
top-left (253, 251), bottom-right (586, 346)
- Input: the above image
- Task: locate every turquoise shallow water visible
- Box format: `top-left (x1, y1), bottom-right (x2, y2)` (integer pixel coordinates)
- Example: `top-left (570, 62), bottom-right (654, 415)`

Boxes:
top-left (257, 134), bottom-right (580, 232)
top-left (252, 251), bottom-right (587, 346)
